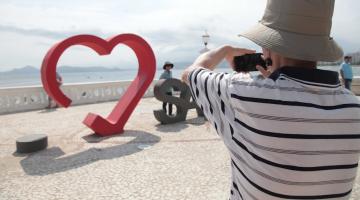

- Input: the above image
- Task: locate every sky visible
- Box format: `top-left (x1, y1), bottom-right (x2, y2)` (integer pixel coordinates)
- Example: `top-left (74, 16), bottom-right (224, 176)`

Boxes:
top-left (0, 0), bottom-right (359, 71)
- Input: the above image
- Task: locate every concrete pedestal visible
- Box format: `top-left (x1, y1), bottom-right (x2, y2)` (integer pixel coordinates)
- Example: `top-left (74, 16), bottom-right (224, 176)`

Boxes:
top-left (16, 134), bottom-right (48, 153)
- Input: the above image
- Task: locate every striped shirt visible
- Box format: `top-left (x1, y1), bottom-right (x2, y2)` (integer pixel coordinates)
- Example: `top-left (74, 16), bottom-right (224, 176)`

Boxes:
top-left (187, 66), bottom-right (360, 200)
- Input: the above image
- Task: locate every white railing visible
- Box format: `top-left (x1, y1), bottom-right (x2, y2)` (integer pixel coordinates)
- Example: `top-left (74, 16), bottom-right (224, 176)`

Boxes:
top-left (0, 80), bottom-right (157, 115)
top-left (349, 77), bottom-right (360, 95)
top-left (1, 77), bottom-right (360, 115)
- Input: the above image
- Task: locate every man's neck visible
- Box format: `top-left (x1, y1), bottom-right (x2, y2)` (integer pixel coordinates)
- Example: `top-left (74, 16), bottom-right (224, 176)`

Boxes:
top-left (279, 57), bottom-right (317, 69)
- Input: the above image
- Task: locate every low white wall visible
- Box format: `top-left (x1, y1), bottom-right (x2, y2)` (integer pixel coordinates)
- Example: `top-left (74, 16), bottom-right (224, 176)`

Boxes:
top-left (348, 78), bottom-right (360, 95)
top-left (1, 77), bottom-right (360, 115)
top-left (0, 80), bottom-right (157, 115)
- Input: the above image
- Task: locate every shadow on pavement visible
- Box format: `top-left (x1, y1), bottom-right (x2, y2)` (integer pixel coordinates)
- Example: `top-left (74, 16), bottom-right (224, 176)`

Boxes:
top-left (18, 130), bottom-right (160, 176)
top-left (38, 108), bottom-right (57, 114)
top-left (155, 117), bottom-right (206, 133)
top-left (156, 123), bottom-right (189, 133)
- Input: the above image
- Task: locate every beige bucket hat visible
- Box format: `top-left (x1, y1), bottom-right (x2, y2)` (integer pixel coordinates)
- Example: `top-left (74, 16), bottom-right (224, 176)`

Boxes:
top-left (239, 0), bottom-right (343, 62)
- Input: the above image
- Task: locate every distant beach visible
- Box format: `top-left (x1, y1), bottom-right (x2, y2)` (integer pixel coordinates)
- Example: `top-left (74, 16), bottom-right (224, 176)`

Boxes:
top-left (0, 66), bottom-right (359, 88)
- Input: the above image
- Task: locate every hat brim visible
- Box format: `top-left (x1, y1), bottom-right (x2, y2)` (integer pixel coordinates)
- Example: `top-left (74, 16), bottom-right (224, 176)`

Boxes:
top-left (163, 64), bottom-right (174, 69)
top-left (239, 23), bottom-right (343, 62)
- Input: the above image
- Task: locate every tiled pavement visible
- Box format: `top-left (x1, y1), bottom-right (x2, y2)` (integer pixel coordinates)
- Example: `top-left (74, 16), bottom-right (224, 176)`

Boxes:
top-left (0, 98), bottom-right (359, 199)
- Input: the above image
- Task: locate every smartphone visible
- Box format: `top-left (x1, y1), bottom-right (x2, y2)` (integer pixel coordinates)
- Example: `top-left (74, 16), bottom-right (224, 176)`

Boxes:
top-left (233, 53), bottom-right (267, 72)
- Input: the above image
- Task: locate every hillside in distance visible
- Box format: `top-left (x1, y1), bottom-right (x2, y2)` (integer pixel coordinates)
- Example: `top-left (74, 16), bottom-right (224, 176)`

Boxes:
top-left (1, 66), bottom-right (127, 74)
top-left (1, 62), bottom-right (195, 74)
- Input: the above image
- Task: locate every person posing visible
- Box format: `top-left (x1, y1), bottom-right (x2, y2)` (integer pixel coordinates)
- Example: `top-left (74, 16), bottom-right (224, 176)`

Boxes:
top-left (159, 61), bottom-right (174, 115)
top-left (340, 56), bottom-right (353, 90)
top-left (182, 0), bottom-right (360, 199)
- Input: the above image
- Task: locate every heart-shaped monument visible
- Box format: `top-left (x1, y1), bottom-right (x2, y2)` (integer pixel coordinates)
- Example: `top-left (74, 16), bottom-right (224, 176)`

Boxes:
top-left (41, 34), bottom-right (156, 136)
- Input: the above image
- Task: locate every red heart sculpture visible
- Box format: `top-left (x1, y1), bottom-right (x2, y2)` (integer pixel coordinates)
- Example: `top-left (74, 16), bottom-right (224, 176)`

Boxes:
top-left (41, 34), bottom-right (156, 136)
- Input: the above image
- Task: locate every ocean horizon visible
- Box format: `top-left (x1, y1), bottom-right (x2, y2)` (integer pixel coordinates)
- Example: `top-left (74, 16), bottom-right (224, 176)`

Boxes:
top-left (1, 65), bottom-right (359, 88)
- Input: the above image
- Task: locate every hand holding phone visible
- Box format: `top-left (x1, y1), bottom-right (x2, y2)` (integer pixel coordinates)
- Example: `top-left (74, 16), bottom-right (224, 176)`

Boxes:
top-left (233, 53), bottom-right (268, 72)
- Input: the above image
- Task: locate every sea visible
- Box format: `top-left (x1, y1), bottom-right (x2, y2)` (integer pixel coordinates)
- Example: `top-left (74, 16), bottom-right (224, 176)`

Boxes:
top-left (0, 66), bottom-right (359, 88)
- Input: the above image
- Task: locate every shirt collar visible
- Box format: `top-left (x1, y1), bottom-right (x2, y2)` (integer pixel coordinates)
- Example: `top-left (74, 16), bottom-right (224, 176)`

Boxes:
top-left (269, 66), bottom-right (340, 86)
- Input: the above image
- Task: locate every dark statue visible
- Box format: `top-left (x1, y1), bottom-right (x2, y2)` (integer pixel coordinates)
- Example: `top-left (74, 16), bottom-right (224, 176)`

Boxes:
top-left (153, 79), bottom-right (204, 124)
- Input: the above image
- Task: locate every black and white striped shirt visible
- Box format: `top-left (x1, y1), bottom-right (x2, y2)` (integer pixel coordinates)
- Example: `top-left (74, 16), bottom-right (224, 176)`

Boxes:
top-left (188, 66), bottom-right (360, 200)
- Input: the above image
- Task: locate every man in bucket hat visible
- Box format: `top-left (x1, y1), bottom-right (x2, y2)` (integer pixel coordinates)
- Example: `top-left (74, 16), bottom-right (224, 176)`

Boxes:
top-left (182, 0), bottom-right (360, 199)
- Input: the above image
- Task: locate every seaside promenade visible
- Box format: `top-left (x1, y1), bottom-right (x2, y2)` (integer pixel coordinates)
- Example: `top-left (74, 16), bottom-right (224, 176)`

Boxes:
top-left (1, 97), bottom-right (360, 199)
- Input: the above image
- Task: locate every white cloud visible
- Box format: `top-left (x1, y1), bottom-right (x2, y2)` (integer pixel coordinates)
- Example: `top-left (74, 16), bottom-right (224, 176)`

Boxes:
top-left (0, 0), bottom-right (359, 70)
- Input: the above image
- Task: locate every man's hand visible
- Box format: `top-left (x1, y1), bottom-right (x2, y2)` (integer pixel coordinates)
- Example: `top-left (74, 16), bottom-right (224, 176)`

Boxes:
top-left (256, 65), bottom-right (272, 78)
top-left (256, 48), bottom-right (272, 78)
top-left (182, 45), bottom-right (255, 84)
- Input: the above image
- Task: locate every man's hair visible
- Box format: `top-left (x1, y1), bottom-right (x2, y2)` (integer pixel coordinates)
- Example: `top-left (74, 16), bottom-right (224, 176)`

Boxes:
top-left (344, 56), bottom-right (352, 59)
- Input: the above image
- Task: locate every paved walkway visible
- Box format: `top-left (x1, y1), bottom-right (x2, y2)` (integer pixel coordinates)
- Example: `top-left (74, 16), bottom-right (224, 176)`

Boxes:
top-left (0, 97), bottom-right (359, 199)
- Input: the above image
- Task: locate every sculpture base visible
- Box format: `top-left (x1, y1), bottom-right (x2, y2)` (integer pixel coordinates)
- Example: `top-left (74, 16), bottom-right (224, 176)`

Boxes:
top-left (16, 134), bottom-right (48, 153)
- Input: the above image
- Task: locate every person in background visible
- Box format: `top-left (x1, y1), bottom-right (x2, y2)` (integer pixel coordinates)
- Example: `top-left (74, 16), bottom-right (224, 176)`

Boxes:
top-left (47, 72), bottom-right (63, 109)
top-left (159, 61), bottom-right (174, 115)
top-left (340, 56), bottom-right (353, 90)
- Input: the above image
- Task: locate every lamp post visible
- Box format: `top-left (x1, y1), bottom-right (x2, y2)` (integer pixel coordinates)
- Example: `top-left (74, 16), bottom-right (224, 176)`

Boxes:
top-left (200, 31), bottom-right (210, 54)
top-left (202, 31), bottom-right (210, 48)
